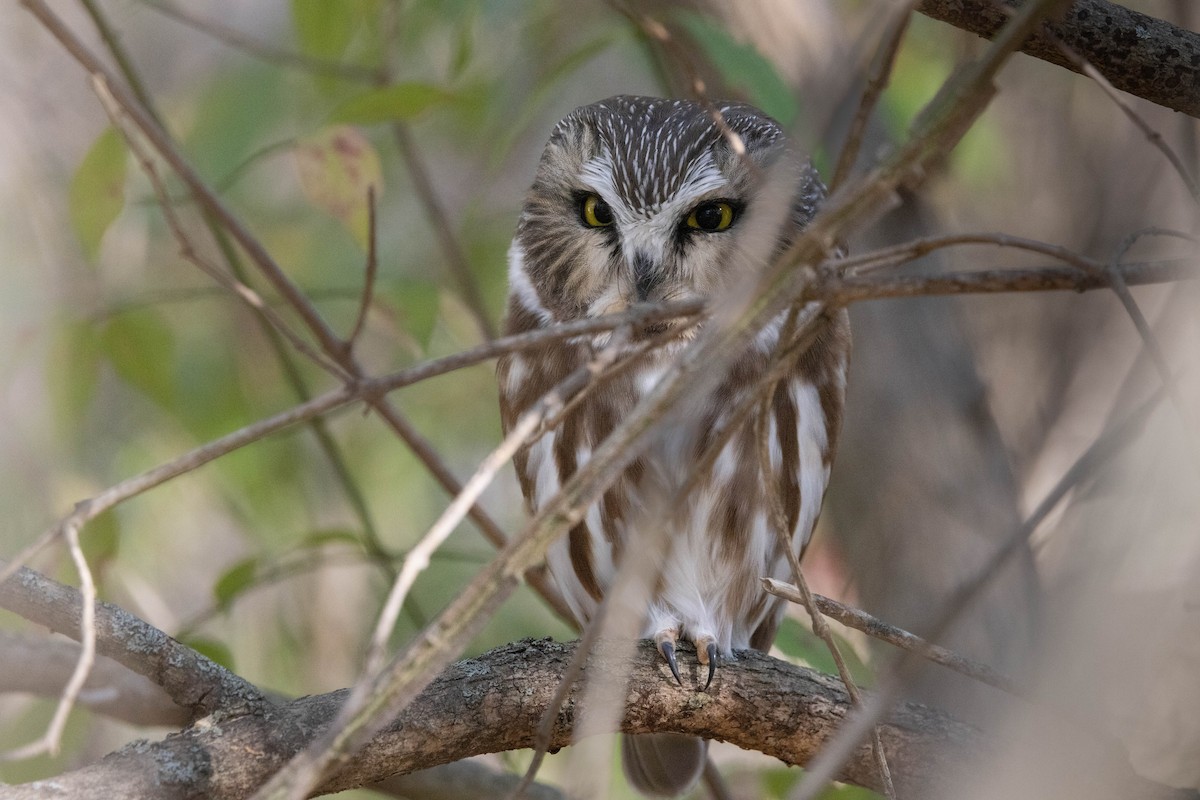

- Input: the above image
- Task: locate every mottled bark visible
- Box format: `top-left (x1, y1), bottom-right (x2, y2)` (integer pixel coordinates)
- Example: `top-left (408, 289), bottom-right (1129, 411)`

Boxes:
top-left (918, 0), bottom-right (1200, 117)
top-left (6, 639), bottom-right (980, 799)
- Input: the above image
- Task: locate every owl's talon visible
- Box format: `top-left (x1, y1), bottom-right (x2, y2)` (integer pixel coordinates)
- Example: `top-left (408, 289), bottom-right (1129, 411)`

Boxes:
top-left (694, 636), bottom-right (719, 691)
top-left (658, 640), bottom-right (682, 685)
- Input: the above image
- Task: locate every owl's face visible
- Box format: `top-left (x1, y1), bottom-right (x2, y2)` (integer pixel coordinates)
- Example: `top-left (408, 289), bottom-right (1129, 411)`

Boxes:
top-left (510, 95), bottom-right (822, 325)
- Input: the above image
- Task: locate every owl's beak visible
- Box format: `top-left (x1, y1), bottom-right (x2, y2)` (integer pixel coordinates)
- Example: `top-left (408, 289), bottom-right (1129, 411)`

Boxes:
top-left (630, 249), bottom-right (663, 303)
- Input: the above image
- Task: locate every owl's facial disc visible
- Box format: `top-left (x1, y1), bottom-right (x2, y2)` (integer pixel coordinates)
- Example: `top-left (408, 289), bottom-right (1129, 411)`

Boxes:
top-left (575, 148), bottom-right (745, 317)
top-left (514, 96), bottom-right (798, 325)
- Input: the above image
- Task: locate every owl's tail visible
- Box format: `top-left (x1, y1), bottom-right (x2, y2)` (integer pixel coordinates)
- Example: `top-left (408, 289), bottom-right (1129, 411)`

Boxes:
top-left (621, 733), bottom-right (707, 797)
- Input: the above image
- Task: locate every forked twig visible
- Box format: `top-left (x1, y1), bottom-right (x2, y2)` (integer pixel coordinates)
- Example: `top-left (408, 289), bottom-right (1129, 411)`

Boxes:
top-left (831, 1), bottom-right (919, 191)
top-left (762, 579), bottom-right (1021, 695)
top-left (0, 522), bottom-right (94, 761)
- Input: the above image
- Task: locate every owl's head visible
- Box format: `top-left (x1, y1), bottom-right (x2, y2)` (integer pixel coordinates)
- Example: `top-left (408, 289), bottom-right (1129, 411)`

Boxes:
top-left (509, 95), bottom-right (823, 325)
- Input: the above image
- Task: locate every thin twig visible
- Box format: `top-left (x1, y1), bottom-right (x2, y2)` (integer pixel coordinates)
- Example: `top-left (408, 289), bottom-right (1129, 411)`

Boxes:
top-left (701, 760), bottom-right (736, 800)
top-left (762, 579), bottom-right (1021, 696)
top-left (831, 1), bottom-right (918, 191)
top-left (365, 402), bottom-right (543, 672)
top-left (136, 0), bottom-right (384, 83)
top-left (755, 391), bottom-right (896, 799)
top-left (390, 123), bottom-right (497, 342)
top-left (346, 186), bottom-right (379, 350)
top-left (787, 383), bottom-right (1167, 800)
top-left (1101, 229), bottom-right (1200, 472)
top-left (81, 0), bottom-right (398, 583)
top-left (90, 75), bottom-right (347, 379)
top-left (0, 522), bottom-right (95, 761)
top-left (828, 258), bottom-right (1195, 302)
top-left (1026, 11), bottom-right (1200, 202)
top-left (23, 0), bottom-right (348, 357)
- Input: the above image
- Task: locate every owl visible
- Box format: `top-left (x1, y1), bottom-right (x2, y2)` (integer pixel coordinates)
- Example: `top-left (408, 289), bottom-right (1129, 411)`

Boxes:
top-left (497, 96), bottom-right (849, 796)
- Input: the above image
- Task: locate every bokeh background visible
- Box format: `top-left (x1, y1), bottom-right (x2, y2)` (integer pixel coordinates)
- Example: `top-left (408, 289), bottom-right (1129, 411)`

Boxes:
top-left (1, 1), bottom-right (1197, 797)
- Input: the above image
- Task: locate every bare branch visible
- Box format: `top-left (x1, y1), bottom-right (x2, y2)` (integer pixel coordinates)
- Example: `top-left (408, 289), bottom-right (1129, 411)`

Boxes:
top-left (346, 186), bottom-right (380, 351)
top-left (0, 640), bottom-right (989, 800)
top-left (390, 123), bottom-right (497, 342)
top-left (917, 0), bottom-right (1200, 118)
top-left (831, 1), bottom-right (917, 190)
top-left (762, 580), bottom-right (1021, 696)
top-left (0, 561), bottom-right (266, 720)
top-left (136, 0), bottom-right (384, 83)
top-left (0, 522), bottom-right (96, 761)
top-left (826, 258), bottom-right (1194, 303)
top-left (0, 632), bottom-right (187, 727)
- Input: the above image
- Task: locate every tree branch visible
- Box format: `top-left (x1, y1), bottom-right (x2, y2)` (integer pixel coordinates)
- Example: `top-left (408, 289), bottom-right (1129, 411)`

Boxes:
top-left (4, 638), bottom-right (1184, 800)
top-left (0, 632), bottom-right (187, 728)
top-left (917, 0), bottom-right (1200, 118)
top-left (0, 561), bottom-right (265, 721)
top-left (2, 639), bottom-right (977, 799)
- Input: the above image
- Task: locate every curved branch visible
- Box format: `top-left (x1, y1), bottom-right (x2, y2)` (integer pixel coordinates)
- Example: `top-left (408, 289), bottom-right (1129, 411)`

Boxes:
top-left (0, 561), bottom-right (266, 721)
top-left (4, 639), bottom-right (974, 799)
top-left (918, 0), bottom-right (1200, 118)
top-left (4, 638), bottom-right (1180, 800)
top-left (0, 632), bottom-right (187, 727)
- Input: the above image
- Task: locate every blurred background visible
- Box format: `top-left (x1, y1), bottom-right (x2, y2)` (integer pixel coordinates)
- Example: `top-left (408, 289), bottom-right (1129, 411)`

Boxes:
top-left (0, 1), bottom-right (1197, 797)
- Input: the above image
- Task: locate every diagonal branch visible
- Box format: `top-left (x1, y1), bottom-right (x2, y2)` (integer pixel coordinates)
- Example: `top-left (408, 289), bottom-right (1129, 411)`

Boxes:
top-left (916, 0), bottom-right (1200, 118)
top-left (0, 561), bottom-right (266, 720)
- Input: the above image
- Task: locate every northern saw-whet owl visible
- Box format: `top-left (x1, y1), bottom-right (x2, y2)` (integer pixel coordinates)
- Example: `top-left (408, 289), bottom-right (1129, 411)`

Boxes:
top-left (497, 96), bottom-right (849, 796)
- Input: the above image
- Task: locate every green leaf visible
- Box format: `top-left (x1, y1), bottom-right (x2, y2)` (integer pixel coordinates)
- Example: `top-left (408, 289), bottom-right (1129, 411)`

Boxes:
top-left (48, 319), bottom-right (103, 434)
top-left (330, 82), bottom-right (453, 125)
top-left (300, 528), bottom-right (364, 550)
top-left (674, 13), bottom-right (799, 126)
top-left (775, 616), bottom-right (874, 686)
top-left (762, 766), bottom-right (801, 798)
top-left (491, 34), bottom-right (615, 165)
top-left (392, 278), bottom-right (441, 350)
top-left (81, 510), bottom-right (121, 569)
top-left (69, 127), bottom-right (128, 262)
top-left (99, 308), bottom-right (176, 408)
top-left (293, 125), bottom-right (383, 249)
top-left (449, 13), bottom-right (475, 80)
top-left (292, 0), bottom-right (356, 61)
top-left (775, 615), bottom-right (838, 673)
top-left (180, 635), bottom-right (236, 671)
top-left (214, 557), bottom-right (259, 610)
top-left (328, 82), bottom-right (453, 126)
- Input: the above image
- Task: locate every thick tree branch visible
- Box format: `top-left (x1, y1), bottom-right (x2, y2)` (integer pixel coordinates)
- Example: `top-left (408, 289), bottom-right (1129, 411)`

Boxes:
top-left (918, 0), bottom-right (1200, 118)
top-left (4, 639), bottom-right (974, 799)
top-left (4, 638), bottom-right (1184, 800)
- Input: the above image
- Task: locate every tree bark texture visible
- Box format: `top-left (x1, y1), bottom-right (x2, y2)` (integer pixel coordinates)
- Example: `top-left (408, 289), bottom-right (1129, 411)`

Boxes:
top-left (4, 639), bottom-right (978, 799)
top-left (918, 0), bottom-right (1200, 118)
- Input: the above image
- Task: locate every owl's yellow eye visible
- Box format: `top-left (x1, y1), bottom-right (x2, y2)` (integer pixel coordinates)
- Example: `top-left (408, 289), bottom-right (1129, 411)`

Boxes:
top-left (581, 194), bottom-right (614, 227)
top-left (686, 201), bottom-right (735, 232)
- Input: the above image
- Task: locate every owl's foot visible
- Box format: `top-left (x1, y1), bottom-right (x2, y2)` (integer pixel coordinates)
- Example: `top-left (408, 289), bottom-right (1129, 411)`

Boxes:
top-left (653, 629), bottom-right (718, 689)
top-left (694, 634), bottom-right (718, 691)
top-left (654, 630), bottom-right (682, 685)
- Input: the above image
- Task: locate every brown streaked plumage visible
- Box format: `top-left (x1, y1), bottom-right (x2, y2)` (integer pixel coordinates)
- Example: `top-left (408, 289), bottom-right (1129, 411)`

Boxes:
top-left (497, 96), bottom-right (849, 797)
